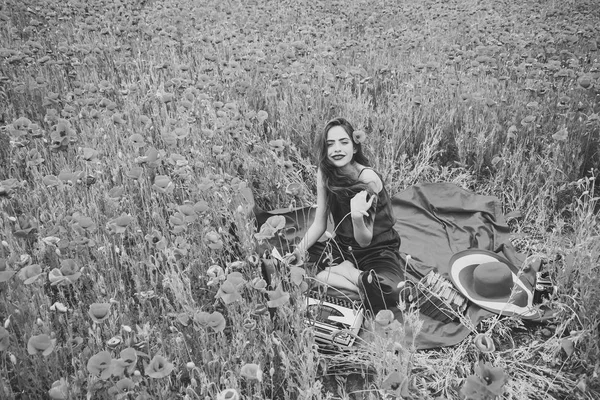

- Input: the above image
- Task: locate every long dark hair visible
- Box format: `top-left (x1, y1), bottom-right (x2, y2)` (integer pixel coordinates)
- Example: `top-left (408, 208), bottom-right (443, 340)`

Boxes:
top-left (317, 118), bottom-right (372, 209)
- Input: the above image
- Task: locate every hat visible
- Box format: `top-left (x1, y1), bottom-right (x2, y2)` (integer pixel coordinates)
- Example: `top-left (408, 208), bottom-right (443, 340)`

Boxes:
top-left (449, 249), bottom-right (553, 321)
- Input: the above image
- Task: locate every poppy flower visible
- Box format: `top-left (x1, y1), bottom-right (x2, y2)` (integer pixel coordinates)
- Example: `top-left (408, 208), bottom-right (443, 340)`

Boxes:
top-left (240, 363), bottom-right (263, 382)
top-left (353, 129), bottom-right (366, 143)
top-left (14, 215), bottom-right (38, 238)
top-left (0, 326), bottom-right (10, 351)
top-left (374, 309), bottom-right (395, 327)
top-left (193, 200), bottom-right (209, 213)
top-left (126, 166), bottom-right (143, 180)
top-left (269, 139), bottom-right (285, 152)
top-left (129, 133), bottom-right (146, 148)
top-left (461, 361), bottom-right (507, 400)
top-left (88, 303), bottom-right (112, 323)
top-left (206, 264), bottom-right (225, 286)
top-left (49, 259), bottom-right (81, 286)
top-left (267, 285), bottom-right (290, 308)
top-left (42, 175), bottom-right (61, 187)
top-left (552, 127), bottom-right (568, 141)
top-left (73, 215), bottom-right (96, 233)
top-left (217, 389), bottom-right (240, 400)
top-left (145, 355), bottom-right (174, 378)
top-left (87, 350), bottom-right (113, 379)
top-left (285, 182), bottom-right (303, 196)
top-left (81, 147), bottom-right (99, 161)
top-left (66, 337), bottom-right (83, 351)
top-left (474, 333), bottom-right (495, 353)
top-left (107, 213), bottom-right (133, 234)
top-left (194, 311), bottom-right (226, 332)
top-left (0, 258), bottom-right (16, 283)
top-left (108, 186), bottom-right (125, 200)
top-left (114, 377), bottom-right (135, 394)
top-left (256, 110), bottom-right (268, 123)
top-left (153, 175), bottom-right (174, 194)
top-left (27, 334), bottom-right (57, 356)
top-left (145, 230), bottom-right (167, 250)
top-left (254, 215), bottom-right (286, 240)
top-left (112, 347), bottom-right (137, 376)
top-left (205, 231), bottom-right (223, 250)
top-left (48, 378), bottom-right (68, 400)
top-left (216, 280), bottom-right (243, 304)
top-left (251, 277), bottom-right (268, 291)
top-left (50, 302), bottom-right (68, 313)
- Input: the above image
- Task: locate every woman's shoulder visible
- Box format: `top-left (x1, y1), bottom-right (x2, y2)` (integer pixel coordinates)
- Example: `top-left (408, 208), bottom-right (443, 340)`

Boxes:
top-left (358, 167), bottom-right (383, 193)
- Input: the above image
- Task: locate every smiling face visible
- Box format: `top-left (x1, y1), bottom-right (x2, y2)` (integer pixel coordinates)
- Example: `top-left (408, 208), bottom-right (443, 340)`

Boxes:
top-left (326, 125), bottom-right (356, 169)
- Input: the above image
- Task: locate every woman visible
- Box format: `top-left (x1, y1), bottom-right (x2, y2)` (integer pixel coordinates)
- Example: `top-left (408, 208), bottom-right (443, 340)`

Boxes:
top-left (292, 117), bottom-right (405, 314)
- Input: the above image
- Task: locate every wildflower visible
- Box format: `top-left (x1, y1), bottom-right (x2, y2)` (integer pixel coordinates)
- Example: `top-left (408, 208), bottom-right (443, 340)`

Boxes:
top-left (27, 334), bottom-right (57, 356)
top-left (474, 333), bottom-right (495, 353)
top-left (87, 351), bottom-right (113, 379)
top-left (353, 129), bottom-right (366, 143)
top-left (126, 166), bottom-right (143, 180)
top-left (269, 139), bottom-right (285, 152)
top-left (51, 258), bottom-right (81, 286)
top-left (129, 133), bottom-right (146, 148)
top-left (112, 347), bottom-right (138, 376)
top-left (217, 388), bottom-right (240, 400)
top-left (106, 335), bottom-right (122, 348)
top-left (193, 200), bottom-right (209, 213)
top-left (50, 302), bottom-right (68, 313)
top-left (285, 182), bottom-right (303, 196)
top-left (145, 355), bottom-right (174, 378)
top-left (251, 277), bottom-right (268, 291)
top-left (205, 230), bottom-right (223, 250)
top-left (254, 215), bottom-right (286, 240)
top-left (81, 147), bottom-right (99, 162)
top-left (14, 215), bottom-right (38, 238)
top-left (72, 214), bottom-right (96, 233)
top-left (289, 266), bottom-right (306, 286)
top-left (145, 229), bottom-right (167, 250)
top-left (240, 363), bottom-right (263, 382)
top-left (153, 175), bottom-right (174, 194)
top-left (374, 309), bottom-right (395, 327)
top-left (88, 303), bottom-right (111, 323)
top-left (0, 258), bottom-right (15, 283)
top-left (107, 213), bottom-right (133, 234)
top-left (48, 378), bottom-right (68, 400)
top-left (256, 110), bottom-right (268, 123)
top-left (552, 126), bottom-right (568, 141)
top-left (267, 285), bottom-right (290, 308)
top-left (0, 326), bottom-right (9, 351)
top-left (194, 311), bottom-right (226, 332)
top-left (216, 280), bottom-right (243, 304)
top-left (108, 186), bottom-right (125, 200)
top-left (206, 264), bottom-right (225, 286)
top-left (112, 377), bottom-right (135, 394)
top-left (461, 361), bottom-right (507, 400)
top-left (42, 175), bottom-right (61, 187)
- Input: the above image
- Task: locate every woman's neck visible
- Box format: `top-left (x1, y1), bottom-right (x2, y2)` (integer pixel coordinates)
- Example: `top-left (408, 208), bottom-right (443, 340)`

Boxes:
top-left (338, 162), bottom-right (363, 180)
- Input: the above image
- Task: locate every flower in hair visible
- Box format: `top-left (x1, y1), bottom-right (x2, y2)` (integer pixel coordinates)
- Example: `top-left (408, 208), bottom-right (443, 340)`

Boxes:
top-left (353, 129), bottom-right (366, 144)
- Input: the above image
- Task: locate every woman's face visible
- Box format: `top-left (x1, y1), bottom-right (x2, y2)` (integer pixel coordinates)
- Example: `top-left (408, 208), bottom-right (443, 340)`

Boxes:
top-left (326, 125), bottom-right (356, 169)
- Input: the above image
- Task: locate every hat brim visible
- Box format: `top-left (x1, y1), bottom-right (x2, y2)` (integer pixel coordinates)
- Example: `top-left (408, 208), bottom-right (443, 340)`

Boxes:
top-left (449, 249), bottom-right (552, 321)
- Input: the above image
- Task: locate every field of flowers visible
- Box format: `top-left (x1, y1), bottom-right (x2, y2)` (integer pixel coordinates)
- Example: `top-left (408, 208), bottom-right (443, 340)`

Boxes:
top-left (0, 0), bottom-right (599, 398)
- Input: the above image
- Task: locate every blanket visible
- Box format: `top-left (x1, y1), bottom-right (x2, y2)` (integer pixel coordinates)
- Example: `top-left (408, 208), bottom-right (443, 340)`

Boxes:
top-left (251, 182), bottom-right (532, 349)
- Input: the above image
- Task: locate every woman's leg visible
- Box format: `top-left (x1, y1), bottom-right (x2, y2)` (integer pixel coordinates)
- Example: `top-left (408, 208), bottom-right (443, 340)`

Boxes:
top-left (315, 260), bottom-right (361, 292)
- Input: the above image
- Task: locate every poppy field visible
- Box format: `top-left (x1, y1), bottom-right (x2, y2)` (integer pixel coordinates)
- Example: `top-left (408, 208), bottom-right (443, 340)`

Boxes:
top-left (0, 0), bottom-right (599, 398)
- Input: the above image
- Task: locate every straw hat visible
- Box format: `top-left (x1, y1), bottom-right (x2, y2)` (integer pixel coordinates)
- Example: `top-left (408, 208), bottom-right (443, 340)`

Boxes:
top-left (449, 249), bottom-right (553, 321)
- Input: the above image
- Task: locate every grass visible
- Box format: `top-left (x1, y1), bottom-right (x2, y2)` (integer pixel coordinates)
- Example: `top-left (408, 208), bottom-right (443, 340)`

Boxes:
top-left (0, 0), bottom-right (599, 398)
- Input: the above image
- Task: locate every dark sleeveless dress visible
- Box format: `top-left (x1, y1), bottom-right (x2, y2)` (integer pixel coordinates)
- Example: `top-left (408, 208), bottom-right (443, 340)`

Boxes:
top-left (308, 168), bottom-right (405, 314)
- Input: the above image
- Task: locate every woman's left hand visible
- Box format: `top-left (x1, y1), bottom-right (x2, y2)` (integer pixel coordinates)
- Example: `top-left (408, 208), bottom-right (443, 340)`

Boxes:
top-left (350, 190), bottom-right (374, 218)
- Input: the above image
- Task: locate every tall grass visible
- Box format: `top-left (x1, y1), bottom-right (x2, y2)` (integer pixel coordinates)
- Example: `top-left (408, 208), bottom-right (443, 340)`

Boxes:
top-left (0, 0), bottom-right (599, 398)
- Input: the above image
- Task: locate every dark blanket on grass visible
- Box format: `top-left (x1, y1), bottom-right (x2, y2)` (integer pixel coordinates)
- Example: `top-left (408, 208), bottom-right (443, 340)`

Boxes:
top-left (252, 182), bottom-right (529, 349)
